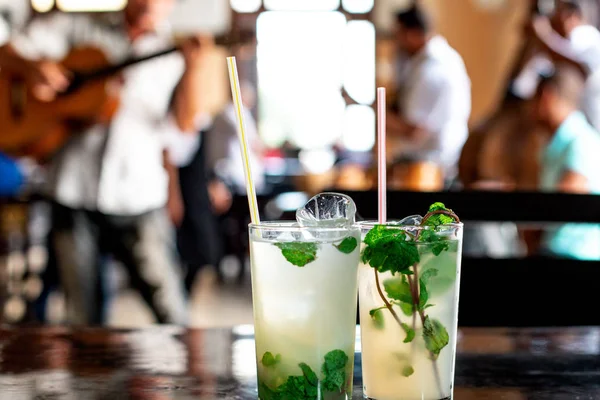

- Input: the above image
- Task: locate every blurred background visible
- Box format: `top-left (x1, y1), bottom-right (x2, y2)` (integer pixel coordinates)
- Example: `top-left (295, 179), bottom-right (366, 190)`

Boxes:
top-left (1, 0), bottom-right (599, 327)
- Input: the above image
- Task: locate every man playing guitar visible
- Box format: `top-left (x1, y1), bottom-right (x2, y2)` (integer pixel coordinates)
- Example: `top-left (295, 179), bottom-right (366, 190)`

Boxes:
top-left (0, 0), bottom-right (208, 325)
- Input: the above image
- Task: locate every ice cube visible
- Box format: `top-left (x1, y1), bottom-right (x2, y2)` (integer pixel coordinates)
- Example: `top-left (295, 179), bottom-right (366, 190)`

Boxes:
top-left (397, 215), bottom-right (423, 226)
top-left (296, 192), bottom-right (356, 227)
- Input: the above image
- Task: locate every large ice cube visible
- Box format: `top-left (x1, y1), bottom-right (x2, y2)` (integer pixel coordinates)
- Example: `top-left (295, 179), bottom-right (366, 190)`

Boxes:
top-left (397, 215), bottom-right (423, 226)
top-left (296, 192), bottom-right (356, 227)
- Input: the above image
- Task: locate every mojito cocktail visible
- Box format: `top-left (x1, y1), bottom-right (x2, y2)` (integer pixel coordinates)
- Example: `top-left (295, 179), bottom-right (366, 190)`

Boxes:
top-left (358, 203), bottom-right (463, 400)
top-left (249, 194), bottom-right (361, 400)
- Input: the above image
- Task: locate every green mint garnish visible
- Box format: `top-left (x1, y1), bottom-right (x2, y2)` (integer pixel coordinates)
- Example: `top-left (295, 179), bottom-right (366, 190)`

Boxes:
top-left (334, 236), bottom-right (358, 254)
top-left (423, 202), bottom-right (457, 227)
top-left (274, 242), bottom-right (318, 267)
top-left (423, 317), bottom-right (449, 358)
top-left (261, 352), bottom-right (281, 367)
top-left (420, 229), bottom-right (450, 256)
top-left (418, 268), bottom-right (438, 310)
top-left (383, 276), bottom-right (413, 304)
top-left (363, 202), bottom-right (459, 388)
top-left (362, 225), bottom-right (420, 274)
top-left (401, 365), bottom-right (415, 377)
top-left (401, 323), bottom-right (415, 343)
top-left (259, 362), bottom-right (318, 400)
top-left (397, 301), bottom-right (414, 317)
top-left (369, 307), bottom-right (385, 329)
top-left (299, 362), bottom-right (318, 386)
top-left (258, 350), bottom-right (349, 400)
top-left (321, 349), bottom-right (348, 393)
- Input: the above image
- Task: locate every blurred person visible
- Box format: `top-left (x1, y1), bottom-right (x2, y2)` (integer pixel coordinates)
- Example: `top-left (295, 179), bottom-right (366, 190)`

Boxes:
top-left (177, 129), bottom-right (231, 292)
top-left (0, 0), bottom-right (209, 324)
top-left (530, 0), bottom-right (600, 130)
top-left (387, 4), bottom-right (471, 186)
top-left (529, 71), bottom-right (600, 260)
top-left (204, 81), bottom-right (265, 194)
top-left (177, 83), bottom-right (265, 288)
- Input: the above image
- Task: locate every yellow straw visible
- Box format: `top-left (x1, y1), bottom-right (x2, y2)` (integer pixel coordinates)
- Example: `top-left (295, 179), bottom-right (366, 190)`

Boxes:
top-left (226, 56), bottom-right (260, 224)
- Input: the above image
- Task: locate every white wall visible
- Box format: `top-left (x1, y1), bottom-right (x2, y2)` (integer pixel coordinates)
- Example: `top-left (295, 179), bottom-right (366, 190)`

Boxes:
top-left (169, 0), bottom-right (230, 35)
top-left (0, 0), bottom-right (230, 34)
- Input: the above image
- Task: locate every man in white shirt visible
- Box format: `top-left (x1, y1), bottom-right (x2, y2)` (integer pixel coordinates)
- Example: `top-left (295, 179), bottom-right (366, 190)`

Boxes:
top-left (0, 0), bottom-right (207, 325)
top-left (388, 4), bottom-right (471, 183)
top-left (531, 0), bottom-right (600, 130)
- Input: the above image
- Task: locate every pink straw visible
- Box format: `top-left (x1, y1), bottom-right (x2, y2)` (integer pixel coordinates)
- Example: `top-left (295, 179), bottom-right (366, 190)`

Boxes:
top-left (377, 87), bottom-right (387, 224)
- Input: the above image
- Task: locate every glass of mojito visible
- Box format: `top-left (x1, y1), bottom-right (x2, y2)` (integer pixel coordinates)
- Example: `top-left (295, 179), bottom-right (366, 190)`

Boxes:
top-left (249, 193), bottom-right (361, 400)
top-left (358, 203), bottom-right (463, 400)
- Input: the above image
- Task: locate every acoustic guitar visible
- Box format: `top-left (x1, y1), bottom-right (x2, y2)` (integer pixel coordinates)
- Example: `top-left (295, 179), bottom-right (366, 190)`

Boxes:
top-left (0, 34), bottom-right (248, 161)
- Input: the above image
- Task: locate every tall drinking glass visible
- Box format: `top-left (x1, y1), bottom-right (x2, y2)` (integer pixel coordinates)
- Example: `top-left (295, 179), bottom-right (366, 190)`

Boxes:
top-left (249, 222), bottom-right (361, 400)
top-left (358, 222), bottom-right (463, 400)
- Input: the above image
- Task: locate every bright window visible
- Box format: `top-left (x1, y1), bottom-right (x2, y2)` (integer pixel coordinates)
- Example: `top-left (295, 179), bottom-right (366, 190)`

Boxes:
top-left (56, 0), bottom-right (127, 12)
top-left (257, 11), bottom-right (347, 149)
top-left (342, 0), bottom-right (374, 13)
top-left (264, 0), bottom-right (339, 11)
top-left (343, 105), bottom-right (375, 151)
top-left (230, 0), bottom-right (261, 13)
top-left (343, 20), bottom-right (375, 105)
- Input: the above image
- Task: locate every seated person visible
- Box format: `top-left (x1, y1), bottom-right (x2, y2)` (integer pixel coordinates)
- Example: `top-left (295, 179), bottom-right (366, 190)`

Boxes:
top-left (530, 71), bottom-right (600, 260)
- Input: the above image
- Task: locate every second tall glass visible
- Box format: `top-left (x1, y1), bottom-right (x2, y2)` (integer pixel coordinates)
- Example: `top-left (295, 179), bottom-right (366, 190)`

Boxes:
top-left (358, 221), bottom-right (463, 400)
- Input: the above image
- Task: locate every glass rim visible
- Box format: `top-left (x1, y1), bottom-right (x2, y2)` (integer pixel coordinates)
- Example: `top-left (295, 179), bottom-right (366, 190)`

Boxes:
top-left (248, 221), bottom-right (359, 233)
top-left (357, 220), bottom-right (463, 230)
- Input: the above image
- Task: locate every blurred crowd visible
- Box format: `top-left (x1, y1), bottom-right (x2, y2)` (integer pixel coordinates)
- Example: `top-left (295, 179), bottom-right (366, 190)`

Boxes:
top-left (1, 0), bottom-right (600, 325)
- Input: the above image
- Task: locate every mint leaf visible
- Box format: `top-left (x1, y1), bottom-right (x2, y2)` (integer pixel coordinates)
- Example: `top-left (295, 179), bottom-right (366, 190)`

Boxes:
top-left (369, 308), bottom-right (385, 329)
top-left (299, 362), bottom-right (318, 386)
top-left (397, 301), bottom-right (414, 316)
top-left (362, 225), bottom-right (419, 274)
top-left (261, 352), bottom-right (281, 367)
top-left (420, 229), bottom-right (450, 256)
top-left (420, 268), bottom-right (438, 283)
top-left (401, 365), bottom-right (415, 377)
top-left (423, 317), bottom-right (449, 358)
top-left (401, 323), bottom-right (415, 343)
top-left (383, 276), bottom-right (413, 304)
top-left (321, 350), bottom-right (348, 393)
top-left (275, 242), bottom-right (318, 267)
top-left (261, 362), bottom-right (319, 400)
top-left (334, 237), bottom-right (358, 254)
top-left (258, 382), bottom-right (280, 400)
top-left (423, 203), bottom-right (457, 227)
top-left (418, 268), bottom-right (437, 310)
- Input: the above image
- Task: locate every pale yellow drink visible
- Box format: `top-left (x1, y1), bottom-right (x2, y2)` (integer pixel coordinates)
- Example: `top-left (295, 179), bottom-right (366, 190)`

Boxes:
top-left (249, 222), bottom-right (361, 400)
top-left (358, 222), bottom-right (463, 400)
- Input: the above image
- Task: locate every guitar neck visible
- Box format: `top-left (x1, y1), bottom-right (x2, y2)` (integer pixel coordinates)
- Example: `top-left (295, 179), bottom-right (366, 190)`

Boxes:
top-left (85, 46), bottom-right (179, 81)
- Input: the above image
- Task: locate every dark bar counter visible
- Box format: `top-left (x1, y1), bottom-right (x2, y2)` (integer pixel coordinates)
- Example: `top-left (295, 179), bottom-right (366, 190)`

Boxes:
top-left (0, 325), bottom-right (599, 399)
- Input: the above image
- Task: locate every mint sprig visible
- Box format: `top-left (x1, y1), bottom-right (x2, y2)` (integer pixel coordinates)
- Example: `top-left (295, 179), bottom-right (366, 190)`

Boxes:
top-left (258, 349), bottom-right (350, 400)
top-left (274, 242), bottom-right (318, 267)
top-left (362, 202), bottom-right (459, 387)
top-left (334, 236), bottom-right (358, 254)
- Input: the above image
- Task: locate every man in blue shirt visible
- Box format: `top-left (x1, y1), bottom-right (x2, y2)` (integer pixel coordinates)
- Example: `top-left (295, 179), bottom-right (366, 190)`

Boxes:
top-left (532, 71), bottom-right (600, 260)
top-left (0, 153), bottom-right (23, 196)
